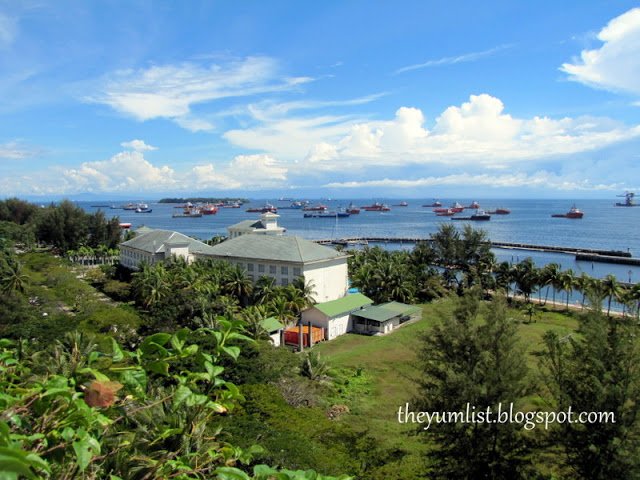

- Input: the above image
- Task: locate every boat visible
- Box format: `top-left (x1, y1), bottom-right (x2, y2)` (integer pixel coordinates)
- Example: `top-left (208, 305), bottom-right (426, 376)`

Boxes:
top-left (279, 201), bottom-right (305, 209)
top-left (393, 201), bottom-right (408, 207)
top-left (487, 208), bottom-right (511, 215)
top-left (435, 209), bottom-right (455, 216)
top-left (172, 205), bottom-right (203, 218)
top-left (135, 207), bottom-right (152, 213)
top-left (615, 192), bottom-right (637, 207)
top-left (423, 200), bottom-right (442, 207)
top-left (361, 202), bottom-right (391, 212)
top-left (200, 204), bottom-right (218, 215)
top-left (551, 205), bottom-right (584, 219)
top-left (346, 203), bottom-right (360, 214)
top-left (304, 211), bottom-right (350, 218)
top-left (118, 223), bottom-right (132, 229)
top-left (122, 203), bottom-right (138, 210)
top-left (465, 201), bottom-right (480, 209)
top-left (303, 204), bottom-right (328, 211)
top-left (246, 203), bottom-right (277, 213)
top-left (449, 202), bottom-right (464, 213)
top-left (451, 209), bottom-right (491, 221)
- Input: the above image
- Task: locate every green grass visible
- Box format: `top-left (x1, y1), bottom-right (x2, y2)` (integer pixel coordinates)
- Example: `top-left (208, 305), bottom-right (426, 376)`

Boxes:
top-left (314, 296), bottom-right (582, 474)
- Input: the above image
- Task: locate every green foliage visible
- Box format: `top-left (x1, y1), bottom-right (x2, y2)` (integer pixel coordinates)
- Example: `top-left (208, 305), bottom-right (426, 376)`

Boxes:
top-left (0, 322), bottom-right (306, 479)
top-left (415, 291), bottom-right (533, 479)
top-left (542, 311), bottom-right (640, 479)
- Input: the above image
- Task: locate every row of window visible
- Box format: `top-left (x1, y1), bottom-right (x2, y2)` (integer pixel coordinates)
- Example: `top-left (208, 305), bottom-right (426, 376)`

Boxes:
top-left (248, 275), bottom-right (290, 286)
top-left (243, 262), bottom-right (301, 277)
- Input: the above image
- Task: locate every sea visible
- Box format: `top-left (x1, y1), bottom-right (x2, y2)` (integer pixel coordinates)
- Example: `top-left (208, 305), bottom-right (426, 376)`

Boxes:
top-left (78, 198), bottom-right (640, 285)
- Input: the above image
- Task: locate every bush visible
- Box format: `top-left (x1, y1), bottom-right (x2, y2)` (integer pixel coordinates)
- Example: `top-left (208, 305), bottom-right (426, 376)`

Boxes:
top-left (102, 279), bottom-right (131, 301)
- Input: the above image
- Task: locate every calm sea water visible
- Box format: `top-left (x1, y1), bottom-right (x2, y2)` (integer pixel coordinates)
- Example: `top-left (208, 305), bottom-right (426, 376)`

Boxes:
top-left (79, 198), bottom-right (640, 283)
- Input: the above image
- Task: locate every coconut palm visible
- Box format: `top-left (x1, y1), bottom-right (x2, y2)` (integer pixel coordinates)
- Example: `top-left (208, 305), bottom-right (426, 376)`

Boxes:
top-left (292, 276), bottom-right (317, 306)
top-left (223, 265), bottom-right (253, 305)
top-left (512, 258), bottom-right (539, 303)
top-left (575, 272), bottom-right (593, 310)
top-left (558, 269), bottom-right (576, 311)
top-left (494, 261), bottom-right (513, 299)
top-left (538, 263), bottom-right (560, 305)
top-left (601, 274), bottom-right (623, 317)
top-left (1, 258), bottom-right (29, 296)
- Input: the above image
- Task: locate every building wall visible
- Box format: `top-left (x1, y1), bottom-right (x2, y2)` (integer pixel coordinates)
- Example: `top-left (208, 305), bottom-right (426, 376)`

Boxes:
top-left (119, 246), bottom-right (159, 271)
top-left (303, 258), bottom-right (349, 303)
top-left (301, 308), bottom-right (352, 341)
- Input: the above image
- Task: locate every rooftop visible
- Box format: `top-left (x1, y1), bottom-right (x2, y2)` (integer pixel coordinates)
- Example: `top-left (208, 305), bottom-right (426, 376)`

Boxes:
top-left (206, 235), bottom-right (348, 264)
top-left (261, 317), bottom-right (284, 333)
top-left (120, 229), bottom-right (217, 255)
top-left (352, 302), bottom-right (422, 322)
top-left (313, 293), bottom-right (373, 318)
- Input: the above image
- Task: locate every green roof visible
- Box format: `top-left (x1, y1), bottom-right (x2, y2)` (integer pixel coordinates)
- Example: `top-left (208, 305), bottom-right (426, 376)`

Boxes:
top-left (261, 317), bottom-right (284, 333)
top-left (314, 293), bottom-right (373, 317)
top-left (121, 229), bottom-right (217, 255)
top-left (206, 235), bottom-right (348, 264)
top-left (353, 302), bottom-right (421, 322)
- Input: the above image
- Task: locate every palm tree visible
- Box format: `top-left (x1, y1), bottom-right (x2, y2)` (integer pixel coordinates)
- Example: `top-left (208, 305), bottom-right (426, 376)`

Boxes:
top-left (512, 258), bottom-right (539, 304)
top-left (292, 276), bottom-right (317, 306)
top-left (253, 275), bottom-right (277, 305)
top-left (630, 283), bottom-right (640, 320)
top-left (240, 305), bottom-right (270, 340)
top-left (575, 272), bottom-right (593, 310)
top-left (558, 269), bottom-right (576, 311)
top-left (539, 263), bottom-right (561, 305)
top-left (601, 274), bottom-right (623, 317)
top-left (223, 265), bottom-right (253, 305)
top-left (494, 261), bottom-right (513, 299)
top-left (1, 258), bottom-right (29, 296)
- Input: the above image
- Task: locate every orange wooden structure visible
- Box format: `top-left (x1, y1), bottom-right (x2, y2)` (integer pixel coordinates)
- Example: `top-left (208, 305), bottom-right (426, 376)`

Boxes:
top-left (284, 325), bottom-right (325, 347)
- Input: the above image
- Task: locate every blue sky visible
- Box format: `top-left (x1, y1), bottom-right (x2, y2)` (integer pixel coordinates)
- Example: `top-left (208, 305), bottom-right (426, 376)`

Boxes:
top-left (1, 1), bottom-right (640, 199)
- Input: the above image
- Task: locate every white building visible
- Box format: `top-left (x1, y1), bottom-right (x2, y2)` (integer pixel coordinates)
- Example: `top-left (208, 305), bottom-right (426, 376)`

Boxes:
top-left (119, 229), bottom-right (218, 270)
top-left (227, 212), bottom-right (285, 238)
top-left (204, 235), bottom-right (350, 303)
top-left (301, 293), bottom-right (373, 340)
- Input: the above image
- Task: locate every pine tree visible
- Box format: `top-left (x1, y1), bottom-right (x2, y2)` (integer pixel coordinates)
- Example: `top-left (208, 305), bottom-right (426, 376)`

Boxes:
top-left (415, 290), bottom-right (532, 479)
top-left (542, 310), bottom-right (640, 478)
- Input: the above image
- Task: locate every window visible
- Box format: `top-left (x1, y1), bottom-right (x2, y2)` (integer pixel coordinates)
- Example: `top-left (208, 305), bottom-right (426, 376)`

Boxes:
top-left (247, 263), bottom-right (254, 272)
top-left (269, 265), bottom-right (276, 274)
top-left (293, 267), bottom-right (301, 277)
top-left (281, 278), bottom-right (289, 286)
top-left (281, 266), bottom-right (288, 275)
top-left (258, 264), bottom-right (265, 273)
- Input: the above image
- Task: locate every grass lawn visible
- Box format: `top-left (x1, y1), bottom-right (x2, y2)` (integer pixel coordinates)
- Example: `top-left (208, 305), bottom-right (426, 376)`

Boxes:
top-left (314, 296), bottom-right (581, 470)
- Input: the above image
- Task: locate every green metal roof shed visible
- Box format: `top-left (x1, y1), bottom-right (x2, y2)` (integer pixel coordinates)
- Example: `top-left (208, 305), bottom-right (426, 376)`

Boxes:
top-left (313, 293), bottom-right (373, 318)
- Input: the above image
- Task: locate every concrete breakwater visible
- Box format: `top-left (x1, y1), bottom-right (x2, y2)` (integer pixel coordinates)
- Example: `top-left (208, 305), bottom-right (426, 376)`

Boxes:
top-left (315, 237), bottom-right (638, 265)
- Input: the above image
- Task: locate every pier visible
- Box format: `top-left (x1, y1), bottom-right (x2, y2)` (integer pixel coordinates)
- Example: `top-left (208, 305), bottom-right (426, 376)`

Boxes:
top-left (314, 237), bottom-right (638, 265)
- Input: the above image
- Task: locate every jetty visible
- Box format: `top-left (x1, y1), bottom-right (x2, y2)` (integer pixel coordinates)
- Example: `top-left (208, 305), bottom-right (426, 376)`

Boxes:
top-left (314, 237), bottom-right (638, 265)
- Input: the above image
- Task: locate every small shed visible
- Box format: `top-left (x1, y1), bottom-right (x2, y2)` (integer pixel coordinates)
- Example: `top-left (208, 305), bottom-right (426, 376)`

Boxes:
top-left (351, 301), bottom-right (421, 335)
top-left (260, 317), bottom-right (284, 347)
top-left (301, 293), bottom-right (373, 340)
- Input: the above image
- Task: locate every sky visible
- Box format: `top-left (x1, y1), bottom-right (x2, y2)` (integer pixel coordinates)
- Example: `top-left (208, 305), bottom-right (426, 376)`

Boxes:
top-left (1, 1), bottom-right (640, 199)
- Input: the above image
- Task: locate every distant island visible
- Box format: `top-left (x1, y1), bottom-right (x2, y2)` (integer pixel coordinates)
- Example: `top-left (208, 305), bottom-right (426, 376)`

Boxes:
top-left (158, 197), bottom-right (248, 204)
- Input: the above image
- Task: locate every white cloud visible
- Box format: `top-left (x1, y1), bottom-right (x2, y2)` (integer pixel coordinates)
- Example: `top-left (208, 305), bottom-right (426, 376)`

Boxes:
top-left (227, 93), bottom-right (640, 171)
top-left (120, 139), bottom-right (157, 151)
top-left (47, 148), bottom-right (289, 194)
top-left (88, 57), bottom-right (313, 130)
top-left (62, 151), bottom-right (177, 192)
top-left (561, 8), bottom-right (640, 96)
top-left (324, 172), bottom-right (620, 191)
top-left (0, 13), bottom-right (17, 47)
top-left (395, 44), bottom-right (513, 74)
top-left (0, 141), bottom-right (36, 160)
